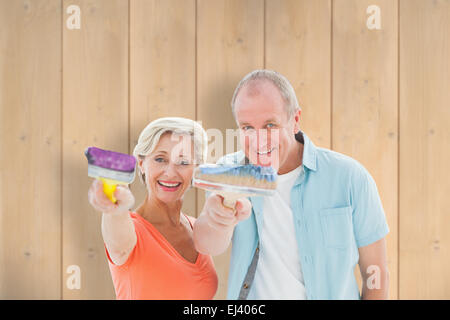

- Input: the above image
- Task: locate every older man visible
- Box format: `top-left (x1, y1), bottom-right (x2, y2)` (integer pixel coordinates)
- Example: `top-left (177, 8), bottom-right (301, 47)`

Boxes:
top-left (193, 70), bottom-right (389, 300)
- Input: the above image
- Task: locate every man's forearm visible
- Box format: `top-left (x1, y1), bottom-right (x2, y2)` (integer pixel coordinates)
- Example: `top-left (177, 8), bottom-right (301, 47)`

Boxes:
top-left (361, 270), bottom-right (390, 300)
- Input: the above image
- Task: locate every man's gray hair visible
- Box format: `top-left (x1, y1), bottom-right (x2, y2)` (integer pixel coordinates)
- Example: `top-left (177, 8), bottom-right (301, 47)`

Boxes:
top-left (230, 69), bottom-right (301, 119)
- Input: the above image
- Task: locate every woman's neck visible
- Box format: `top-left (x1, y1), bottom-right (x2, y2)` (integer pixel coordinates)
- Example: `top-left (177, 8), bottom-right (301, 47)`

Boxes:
top-left (136, 195), bottom-right (183, 227)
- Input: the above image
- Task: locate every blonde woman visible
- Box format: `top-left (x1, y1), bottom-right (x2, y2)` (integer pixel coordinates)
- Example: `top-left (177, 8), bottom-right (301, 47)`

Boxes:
top-left (88, 117), bottom-right (218, 299)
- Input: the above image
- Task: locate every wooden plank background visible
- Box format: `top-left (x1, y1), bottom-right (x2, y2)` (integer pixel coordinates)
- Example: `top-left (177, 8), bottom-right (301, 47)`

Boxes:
top-left (0, 0), bottom-right (449, 299)
top-left (0, 0), bottom-right (62, 299)
top-left (332, 0), bottom-right (398, 300)
top-left (62, 0), bottom-right (128, 299)
top-left (399, 0), bottom-right (450, 299)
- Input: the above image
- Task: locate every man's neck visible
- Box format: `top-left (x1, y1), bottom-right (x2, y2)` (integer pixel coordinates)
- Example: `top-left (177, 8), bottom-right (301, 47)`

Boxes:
top-left (278, 140), bottom-right (304, 175)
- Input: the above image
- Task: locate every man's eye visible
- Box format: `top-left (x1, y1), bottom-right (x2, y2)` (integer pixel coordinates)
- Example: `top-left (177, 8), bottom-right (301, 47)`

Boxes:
top-left (179, 159), bottom-right (191, 165)
top-left (242, 126), bottom-right (254, 131)
top-left (266, 123), bottom-right (275, 128)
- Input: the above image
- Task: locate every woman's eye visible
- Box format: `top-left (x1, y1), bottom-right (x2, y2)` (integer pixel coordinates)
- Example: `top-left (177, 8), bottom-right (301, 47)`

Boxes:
top-left (154, 157), bottom-right (166, 163)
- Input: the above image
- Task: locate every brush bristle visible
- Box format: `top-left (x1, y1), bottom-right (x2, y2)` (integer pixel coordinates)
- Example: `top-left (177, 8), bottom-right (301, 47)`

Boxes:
top-left (85, 146), bottom-right (136, 172)
top-left (195, 164), bottom-right (277, 190)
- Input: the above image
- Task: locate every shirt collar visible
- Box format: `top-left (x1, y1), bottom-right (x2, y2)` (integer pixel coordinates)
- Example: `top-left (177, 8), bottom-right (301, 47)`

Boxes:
top-left (296, 131), bottom-right (317, 172)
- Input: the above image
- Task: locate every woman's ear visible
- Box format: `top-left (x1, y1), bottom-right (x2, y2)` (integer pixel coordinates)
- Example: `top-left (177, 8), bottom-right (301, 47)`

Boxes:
top-left (138, 158), bottom-right (145, 172)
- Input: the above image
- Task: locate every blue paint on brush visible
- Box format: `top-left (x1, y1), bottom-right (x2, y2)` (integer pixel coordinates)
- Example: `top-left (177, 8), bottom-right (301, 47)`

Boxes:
top-left (199, 164), bottom-right (277, 182)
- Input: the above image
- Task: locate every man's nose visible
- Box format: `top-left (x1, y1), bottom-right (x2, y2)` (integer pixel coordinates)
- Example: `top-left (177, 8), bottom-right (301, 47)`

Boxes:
top-left (256, 129), bottom-right (269, 148)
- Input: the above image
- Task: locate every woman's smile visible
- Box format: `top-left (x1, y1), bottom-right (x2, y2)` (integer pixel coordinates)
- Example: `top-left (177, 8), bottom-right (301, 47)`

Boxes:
top-left (157, 180), bottom-right (182, 192)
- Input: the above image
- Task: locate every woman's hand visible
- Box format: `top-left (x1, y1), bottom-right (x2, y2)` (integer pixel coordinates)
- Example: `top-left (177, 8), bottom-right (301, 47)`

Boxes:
top-left (204, 195), bottom-right (252, 230)
top-left (193, 194), bottom-right (252, 256)
top-left (88, 179), bottom-right (137, 266)
top-left (88, 179), bottom-right (135, 215)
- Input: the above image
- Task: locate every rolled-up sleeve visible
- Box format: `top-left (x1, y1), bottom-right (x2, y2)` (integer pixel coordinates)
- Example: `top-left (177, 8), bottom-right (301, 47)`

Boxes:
top-left (350, 164), bottom-right (390, 248)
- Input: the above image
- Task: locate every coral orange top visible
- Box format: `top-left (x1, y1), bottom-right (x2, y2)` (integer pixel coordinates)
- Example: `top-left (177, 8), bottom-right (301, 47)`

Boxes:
top-left (104, 212), bottom-right (218, 300)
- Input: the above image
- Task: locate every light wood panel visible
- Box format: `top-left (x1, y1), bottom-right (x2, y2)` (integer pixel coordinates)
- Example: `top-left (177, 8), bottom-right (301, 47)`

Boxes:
top-left (399, 0), bottom-right (450, 299)
top-left (62, 0), bottom-right (128, 299)
top-left (197, 0), bottom-right (264, 299)
top-left (266, 0), bottom-right (331, 149)
top-left (333, 0), bottom-right (398, 299)
top-left (129, 0), bottom-right (197, 220)
top-left (0, 0), bottom-right (448, 300)
top-left (0, 0), bottom-right (62, 299)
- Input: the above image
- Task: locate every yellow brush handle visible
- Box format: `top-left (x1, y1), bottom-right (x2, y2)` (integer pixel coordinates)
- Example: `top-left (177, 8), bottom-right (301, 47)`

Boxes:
top-left (98, 177), bottom-right (119, 204)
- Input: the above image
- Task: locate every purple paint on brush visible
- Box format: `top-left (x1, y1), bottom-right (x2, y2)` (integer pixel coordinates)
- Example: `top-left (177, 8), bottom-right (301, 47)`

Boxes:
top-left (84, 147), bottom-right (136, 172)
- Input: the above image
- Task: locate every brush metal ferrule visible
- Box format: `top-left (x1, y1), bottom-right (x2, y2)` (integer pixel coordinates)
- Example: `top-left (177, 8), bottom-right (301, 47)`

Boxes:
top-left (87, 164), bottom-right (135, 184)
top-left (192, 178), bottom-right (275, 197)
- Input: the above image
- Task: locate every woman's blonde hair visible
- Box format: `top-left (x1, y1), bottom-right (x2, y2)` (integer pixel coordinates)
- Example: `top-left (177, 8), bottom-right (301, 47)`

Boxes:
top-left (132, 117), bottom-right (208, 186)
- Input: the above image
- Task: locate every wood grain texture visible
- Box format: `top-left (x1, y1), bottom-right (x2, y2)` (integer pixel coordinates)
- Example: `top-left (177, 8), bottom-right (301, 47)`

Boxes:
top-left (0, 0), bottom-right (448, 300)
top-left (129, 0), bottom-right (197, 221)
top-left (0, 0), bottom-right (62, 299)
top-left (333, 0), bottom-right (398, 299)
top-left (399, 0), bottom-right (450, 299)
top-left (266, 0), bottom-right (331, 148)
top-left (197, 0), bottom-right (264, 299)
top-left (62, 0), bottom-right (128, 299)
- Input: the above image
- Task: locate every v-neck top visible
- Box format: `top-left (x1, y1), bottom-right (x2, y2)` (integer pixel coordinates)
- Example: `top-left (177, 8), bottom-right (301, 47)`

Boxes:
top-left (104, 212), bottom-right (218, 300)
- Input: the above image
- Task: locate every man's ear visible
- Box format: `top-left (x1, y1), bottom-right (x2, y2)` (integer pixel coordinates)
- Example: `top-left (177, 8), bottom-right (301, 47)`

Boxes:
top-left (293, 109), bottom-right (302, 133)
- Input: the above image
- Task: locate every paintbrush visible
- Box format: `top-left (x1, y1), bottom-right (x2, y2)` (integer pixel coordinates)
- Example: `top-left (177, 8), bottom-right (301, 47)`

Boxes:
top-left (193, 164), bottom-right (277, 209)
top-left (84, 146), bottom-right (136, 204)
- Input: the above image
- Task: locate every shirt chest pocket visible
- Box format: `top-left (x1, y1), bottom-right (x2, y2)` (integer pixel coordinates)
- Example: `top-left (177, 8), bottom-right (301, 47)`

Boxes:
top-left (319, 206), bottom-right (353, 250)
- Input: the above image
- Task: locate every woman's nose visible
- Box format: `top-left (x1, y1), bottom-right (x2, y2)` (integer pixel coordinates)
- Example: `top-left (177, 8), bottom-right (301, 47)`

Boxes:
top-left (163, 162), bottom-right (179, 178)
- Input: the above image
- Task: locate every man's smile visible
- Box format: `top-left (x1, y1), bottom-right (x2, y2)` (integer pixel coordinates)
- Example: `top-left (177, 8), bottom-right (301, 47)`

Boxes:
top-left (256, 147), bottom-right (275, 155)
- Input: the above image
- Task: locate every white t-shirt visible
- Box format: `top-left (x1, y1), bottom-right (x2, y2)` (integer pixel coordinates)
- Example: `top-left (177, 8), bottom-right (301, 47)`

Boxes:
top-left (247, 165), bottom-right (306, 300)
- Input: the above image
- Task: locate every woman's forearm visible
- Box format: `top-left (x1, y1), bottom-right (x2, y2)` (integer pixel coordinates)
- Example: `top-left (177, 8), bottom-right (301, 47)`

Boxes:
top-left (101, 210), bottom-right (137, 265)
top-left (193, 195), bottom-right (252, 256)
top-left (193, 211), bottom-right (234, 256)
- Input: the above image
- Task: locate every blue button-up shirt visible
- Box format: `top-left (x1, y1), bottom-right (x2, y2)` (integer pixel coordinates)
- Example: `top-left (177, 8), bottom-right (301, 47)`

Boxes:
top-left (217, 131), bottom-right (389, 300)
